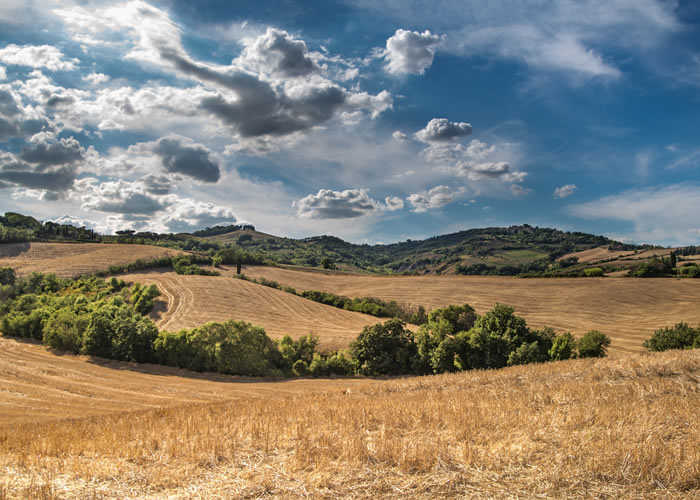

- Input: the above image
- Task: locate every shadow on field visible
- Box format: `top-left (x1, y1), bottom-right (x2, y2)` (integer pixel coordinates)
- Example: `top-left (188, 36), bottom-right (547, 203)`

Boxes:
top-left (0, 242), bottom-right (31, 258)
top-left (84, 355), bottom-right (351, 385)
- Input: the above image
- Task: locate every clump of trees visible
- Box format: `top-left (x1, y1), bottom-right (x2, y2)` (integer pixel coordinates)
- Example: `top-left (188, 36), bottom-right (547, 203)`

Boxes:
top-left (171, 255), bottom-right (220, 276)
top-left (352, 303), bottom-right (612, 376)
top-left (643, 322), bottom-right (700, 352)
top-left (0, 270), bottom-right (159, 362)
top-left (0, 212), bottom-right (99, 243)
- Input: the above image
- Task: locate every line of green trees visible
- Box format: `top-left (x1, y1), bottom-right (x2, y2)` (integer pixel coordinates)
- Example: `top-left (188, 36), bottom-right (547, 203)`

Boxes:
top-left (351, 304), bottom-right (611, 376)
top-left (643, 322), bottom-right (700, 352)
top-left (1, 266), bottom-right (614, 379)
top-left (0, 212), bottom-right (99, 243)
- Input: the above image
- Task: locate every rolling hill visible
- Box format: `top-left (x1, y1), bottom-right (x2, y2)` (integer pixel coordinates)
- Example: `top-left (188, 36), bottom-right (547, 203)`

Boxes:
top-left (1, 338), bottom-right (697, 498)
top-left (122, 270), bottom-right (383, 351)
top-left (0, 242), bottom-right (183, 278)
top-left (213, 224), bottom-right (622, 275)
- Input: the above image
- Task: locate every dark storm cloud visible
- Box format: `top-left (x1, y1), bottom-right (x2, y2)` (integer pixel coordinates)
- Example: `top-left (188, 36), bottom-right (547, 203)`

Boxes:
top-left (19, 137), bottom-right (84, 167)
top-left (201, 85), bottom-right (346, 137)
top-left (152, 136), bottom-right (220, 183)
top-left (159, 49), bottom-right (346, 137)
top-left (0, 89), bottom-right (45, 141)
top-left (0, 89), bottom-right (21, 116)
top-left (141, 174), bottom-right (172, 195)
top-left (91, 192), bottom-right (166, 215)
top-left (46, 94), bottom-right (76, 108)
top-left (0, 166), bottom-right (76, 191)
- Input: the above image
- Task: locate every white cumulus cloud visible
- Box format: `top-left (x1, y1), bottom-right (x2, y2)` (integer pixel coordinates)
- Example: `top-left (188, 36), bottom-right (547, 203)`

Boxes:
top-left (294, 188), bottom-right (401, 219)
top-left (406, 185), bottom-right (462, 212)
top-left (383, 29), bottom-right (444, 75)
top-left (0, 44), bottom-right (78, 71)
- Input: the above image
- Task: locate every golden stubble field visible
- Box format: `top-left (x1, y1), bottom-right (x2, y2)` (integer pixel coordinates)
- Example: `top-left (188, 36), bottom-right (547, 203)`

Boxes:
top-left (237, 265), bottom-right (700, 356)
top-left (122, 271), bottom-right (384, 351)
top-left (0, 242), bottom-right (182, 278)
top-left (0, 338), bottom-right (698, 499)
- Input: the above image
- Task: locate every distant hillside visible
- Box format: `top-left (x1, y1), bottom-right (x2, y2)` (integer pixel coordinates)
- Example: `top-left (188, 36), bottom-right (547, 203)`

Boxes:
top-left (6, 211), bottom-right (691, 276)
top-left (222, 224), bottom-right (634, 275)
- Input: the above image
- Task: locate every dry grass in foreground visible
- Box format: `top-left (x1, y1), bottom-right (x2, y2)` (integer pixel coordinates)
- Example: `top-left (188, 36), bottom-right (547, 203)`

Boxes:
top-left (1, 349), bottom-right (698, 499)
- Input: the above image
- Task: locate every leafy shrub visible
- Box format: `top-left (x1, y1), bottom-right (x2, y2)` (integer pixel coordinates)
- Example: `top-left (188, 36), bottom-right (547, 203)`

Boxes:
top-left (292, 359), bottom-right (310, 376)
top-left (679, 264), bottom-right (700, 278)
top-left (131, 283), bottom-right (160, 315)
top-left (583, 268), bottom-right (604, 277)
top-left (82, 302), bottom-right (158, 362)
top-left (576, 330), bottom-right (611, 358)
top-left (326, 352), bottom-right (354, 376)
top-left (507, 341), bottom-right (544, 366)
top-left (43, 309), bottom-right (90, 353)
top-left (309, 354), bottom-right (330, 376)
top-left (0, 267), bottom-right (16, 286)
top-left (549, 332), bottom-right (576, 361)
top-left (172, 255), bottom-right (219, 276)
top-left (154, 320), bottom-right (281, 376)
top-left (351, 319), bottom-right (417, 375)
top-left (643, 322), bottom-right (699, 352)
top-left (277, 334), bottom-right (318, 373)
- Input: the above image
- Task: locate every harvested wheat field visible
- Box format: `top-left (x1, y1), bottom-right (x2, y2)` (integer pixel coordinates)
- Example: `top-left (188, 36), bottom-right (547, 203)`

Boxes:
top-left (122, 271), bottom-right (383, 351)
top-left (1, 339), bottom-right (697, 499)
top-left (0, 242), bottom-right (183, 278)
top-left (236, 265), bottom-right (700, 356)
top-left (0, 337), bottom-right (371, 426)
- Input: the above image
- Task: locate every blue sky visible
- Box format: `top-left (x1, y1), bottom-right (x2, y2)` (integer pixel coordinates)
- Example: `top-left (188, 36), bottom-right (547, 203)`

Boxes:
top-left (0, 0), bottom-right (699, 245)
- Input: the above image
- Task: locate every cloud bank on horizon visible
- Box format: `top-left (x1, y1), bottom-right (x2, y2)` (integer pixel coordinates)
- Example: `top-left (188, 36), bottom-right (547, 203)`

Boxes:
top-left (0, 0), bottom-right (699, 245)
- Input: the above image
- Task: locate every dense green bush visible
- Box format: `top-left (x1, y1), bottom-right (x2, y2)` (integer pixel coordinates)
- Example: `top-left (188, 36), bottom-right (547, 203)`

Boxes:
top-left (679, 264), bottom-right (700, 278)
top-left (0, 267), bottom-right (16, 286)
top-left (130, 283), bottom-right (161, 315)
top-left (154, 321), bottom-right (282, 376)
top-left (548, 332), bottom-right (576, 361)
top-left (583, 268), bottom-right (604, 277)
top-left (172, 255), bottom-right (220, 276)
top-left (351, 319), bottom-right (417, 376)
top-left (643, 322), bottom-right (700, 352)
top-left (353, 304), bottom-right (611, 376)
top-left (83, 302), bottom-right (159, 362)
top-left (576, 330), bottom-right (611, 358)
top-left (292, 359), bottom-right (310, 377)
top-left (277, 333), bottom-right (318, 373)
top-left (0, 273), bottom-right (161, 362)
